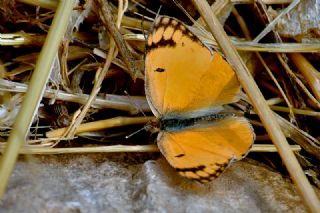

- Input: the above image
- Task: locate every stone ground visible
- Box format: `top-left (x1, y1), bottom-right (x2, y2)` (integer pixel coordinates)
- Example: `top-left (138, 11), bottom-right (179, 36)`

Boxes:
top-left (0, 153), bottom-right (318, 213)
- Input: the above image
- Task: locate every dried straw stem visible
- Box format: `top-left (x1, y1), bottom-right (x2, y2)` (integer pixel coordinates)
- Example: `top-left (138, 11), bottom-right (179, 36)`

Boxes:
top-left (0, 79), bottom-right (150, 113)
top-left (46, 116), bottom-right (153, 138)
top-left (0, 144), bottom-right (301, 155)
top-left (95, 0), bottom-right (142, 79)
top-left (289, 53), bottom-right (320, 101)
top-left (16, 0), bottom-right (294, 11)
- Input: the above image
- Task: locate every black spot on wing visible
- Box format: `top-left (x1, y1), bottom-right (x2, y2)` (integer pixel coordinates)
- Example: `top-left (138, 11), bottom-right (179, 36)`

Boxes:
top-left (154, 67), bottom-right (165, 72)
top-left (174, 154), bottom-right (185, 158)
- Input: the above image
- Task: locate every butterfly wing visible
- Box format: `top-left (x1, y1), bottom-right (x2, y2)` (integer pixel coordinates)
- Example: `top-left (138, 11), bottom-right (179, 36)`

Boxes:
top-left (145, 16), bottom-right (240, 117)
top-left (157, 117), bottom-right (254, 183)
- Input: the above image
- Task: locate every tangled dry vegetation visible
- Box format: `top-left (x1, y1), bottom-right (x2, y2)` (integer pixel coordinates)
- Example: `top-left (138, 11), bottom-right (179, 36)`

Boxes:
top-left (0, 0), bottom-right (319, 206)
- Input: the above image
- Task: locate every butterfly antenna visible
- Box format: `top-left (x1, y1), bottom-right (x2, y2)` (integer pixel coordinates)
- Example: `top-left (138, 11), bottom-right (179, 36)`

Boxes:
top-left (173, 0), bottom-right (211, 39)
top-left (141, 15), bottom-right (147, 42)
top-left (125, 126), bottom-right (147, 139)
top-left (173, 0), bottom-right (194, 22)
top-left (131, 0), bottom-right (157, 16)
top-left (155, 5), bottom-right (162, 20)
top-left (124, 91), bottom-right (147, 117)
top-left (143, 5), bottom-right (162, 55)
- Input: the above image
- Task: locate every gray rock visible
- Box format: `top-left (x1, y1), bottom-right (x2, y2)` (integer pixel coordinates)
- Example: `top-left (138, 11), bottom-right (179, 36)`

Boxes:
top-left (276, 0), bottom-right (320, 42)
top-left (0, 154), bottom-right (316, 213)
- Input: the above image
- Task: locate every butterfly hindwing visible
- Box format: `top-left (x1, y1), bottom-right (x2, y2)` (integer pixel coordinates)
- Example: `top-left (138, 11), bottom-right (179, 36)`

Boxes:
top-left (145, 16), bottom-right (241, 117)
top-left (157, 117), bottom-right (254, 183)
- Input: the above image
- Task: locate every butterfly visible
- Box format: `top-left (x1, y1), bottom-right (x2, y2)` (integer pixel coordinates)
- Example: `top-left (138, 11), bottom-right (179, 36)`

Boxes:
top-left (144, 16), bottom-right (255, 183)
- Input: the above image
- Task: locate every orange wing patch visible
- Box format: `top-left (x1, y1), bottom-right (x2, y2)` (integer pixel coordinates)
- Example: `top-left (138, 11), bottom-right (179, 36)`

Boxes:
top-left (145, 16), bottom-right (240, 117)
top-left (157, 117), bottom-right (254, 182)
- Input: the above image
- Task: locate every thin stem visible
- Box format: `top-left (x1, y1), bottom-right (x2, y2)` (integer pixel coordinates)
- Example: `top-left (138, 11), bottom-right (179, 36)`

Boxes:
top-left (0, 144), bottom-right (301, 154)
top-left (0, 0), bottom-right (77, 198)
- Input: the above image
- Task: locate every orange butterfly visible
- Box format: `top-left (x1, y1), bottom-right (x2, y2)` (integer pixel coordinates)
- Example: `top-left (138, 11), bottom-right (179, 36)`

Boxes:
top-left (145, 16), bottom-right (255, 183)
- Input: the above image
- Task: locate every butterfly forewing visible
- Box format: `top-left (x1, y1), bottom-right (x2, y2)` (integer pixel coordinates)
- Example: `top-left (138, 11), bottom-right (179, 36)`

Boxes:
top-left (145, 16), bottom-right (241, 117)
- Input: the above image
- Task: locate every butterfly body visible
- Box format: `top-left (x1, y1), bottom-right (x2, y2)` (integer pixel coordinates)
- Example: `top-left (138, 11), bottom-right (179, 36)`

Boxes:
top-left (159, 112), bottom-right (233, 132)
top-left (145, 16), bottom-right (254, 183)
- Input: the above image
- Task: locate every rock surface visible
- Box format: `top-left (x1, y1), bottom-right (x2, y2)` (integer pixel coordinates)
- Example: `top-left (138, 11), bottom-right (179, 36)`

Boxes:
top-left (276, 0), bottom-right (320, 42)
top-left (0, 154), bottom-right (317, 213)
